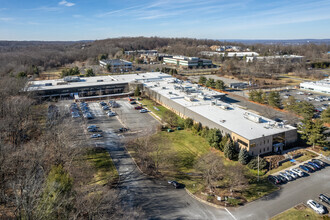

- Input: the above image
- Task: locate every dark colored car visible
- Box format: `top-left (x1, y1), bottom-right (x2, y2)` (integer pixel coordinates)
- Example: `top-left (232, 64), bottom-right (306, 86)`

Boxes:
top-left (304, 163), bottom-right (316, 172)
top-left (307, 161), bottom-right (320, 169)
top-left (130, 101), bottom-right (137, 105)
top-left (268, 175), bottom-right (281, 185)
top-left (312, 159), bottom-right (326, 167)
top-left (319, 194), bottom-right (330, 205)
top-left (168, 180), bottom-right (180, 188)
top-left (134, 106), bottom-right (142, 110)
top-left (276, 175), bottom-right (287, 184)
top-left (299, 165), bottom-right (312, 173)
top-left (118, 127), bottom-right (129, 132)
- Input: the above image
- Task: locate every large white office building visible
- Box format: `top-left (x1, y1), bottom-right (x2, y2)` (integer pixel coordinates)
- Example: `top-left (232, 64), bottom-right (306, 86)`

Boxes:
top-left (300, 78), bottom-right (330, 94)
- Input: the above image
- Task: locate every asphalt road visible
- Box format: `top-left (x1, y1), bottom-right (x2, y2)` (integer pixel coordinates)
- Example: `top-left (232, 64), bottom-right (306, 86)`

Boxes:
top-left (84, 99), bottom-right (330, 220)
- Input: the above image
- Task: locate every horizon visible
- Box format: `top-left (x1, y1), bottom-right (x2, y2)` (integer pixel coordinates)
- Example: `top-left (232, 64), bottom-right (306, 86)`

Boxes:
top-left (0, 0), bottom-right (330, 41)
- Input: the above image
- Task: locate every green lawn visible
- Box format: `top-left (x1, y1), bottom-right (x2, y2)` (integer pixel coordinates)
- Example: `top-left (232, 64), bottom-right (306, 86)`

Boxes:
top-left (86, 147), bottom-right (118, 186)
top-left (272, 204), bottom-right (329, 220)
top-left (295, 151), bottom-right (318, 163)
top-left (139, 98), bottom-right (170, 119)
top-left (269, 161), bottom-right (295, 175)
top-left (155, 129), bottom-right (210, 190)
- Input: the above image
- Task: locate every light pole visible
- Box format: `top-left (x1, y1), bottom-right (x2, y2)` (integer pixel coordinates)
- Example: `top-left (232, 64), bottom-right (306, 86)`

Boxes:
top-left (258, 154), bottom-right (260, 182)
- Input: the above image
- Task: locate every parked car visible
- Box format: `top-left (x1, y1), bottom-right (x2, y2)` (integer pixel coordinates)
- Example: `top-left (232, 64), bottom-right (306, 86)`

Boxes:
top-left (118, 127), bottom-right (129, 132)
top-left (134, 106), bottom-right (142, 110)
top-left (285, 170), bottom-right (298, 179)
top-left (107, 111), bottom-right (116, 117)
top-left (299, 165), bottom-right (312, 173)
top-left (87, 125), bottom-right (97, 129)
top-left (276, 175), bottom-right (287, 184)
top-left (103, 105), bottom-right (110, 110)
top-left (90, 134), bottom-right (102, 138)
top-left (312, 159), bottom-right (326, 167)
top-left (304, 163), bottom-right (316, 172)
top-left (319, 194), bottom-right (330, 205)
top-left (130, 101), bottom-right (137, 105)
top-left (140, 109), bottom-right (148, 113)
top-left (99, 101), bottom-right (106, 106)
top-left (307, 161), bottom-right (320, 169)
top-left (168, 180), bottom-right (180, 188)
top-left (290, 168), bottom-right (305, 177)
top-left (307, 200), bottom-right (326, 214)
top-left (268, 175), bottom-right (281, 185)
top-left (280, 172), bottom-right (292, 181)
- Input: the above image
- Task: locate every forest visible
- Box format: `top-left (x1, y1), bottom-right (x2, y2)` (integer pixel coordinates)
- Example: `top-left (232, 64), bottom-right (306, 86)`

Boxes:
top-left (0, 37), bottom-right (329, 78)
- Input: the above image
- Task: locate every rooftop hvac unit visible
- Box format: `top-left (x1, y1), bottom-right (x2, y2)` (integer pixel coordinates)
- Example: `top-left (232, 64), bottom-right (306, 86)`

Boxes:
top-left (184, 96), bottom-right (194, 102)
top-left (219, 105), bottom-right (229, 110)
top-left (244, 112), bottom-right (262, 123)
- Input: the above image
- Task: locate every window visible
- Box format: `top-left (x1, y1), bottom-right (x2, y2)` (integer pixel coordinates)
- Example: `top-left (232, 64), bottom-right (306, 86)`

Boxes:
top-left (237, 139), bottom-right (248, 147)
top-left (259, 149), bottom-right (261, 153)
top-left (264, 140), bottom-right (266, 144)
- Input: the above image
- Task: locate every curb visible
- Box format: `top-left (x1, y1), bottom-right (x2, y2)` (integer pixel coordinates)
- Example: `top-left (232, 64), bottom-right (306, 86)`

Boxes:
top-left (184, 188), bottom-right (226, 209)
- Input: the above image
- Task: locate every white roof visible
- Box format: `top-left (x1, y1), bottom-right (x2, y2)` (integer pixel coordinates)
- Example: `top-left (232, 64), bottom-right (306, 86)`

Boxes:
top-left (27, 72), bottom-right (172, 91)
top-left (144, 80), bottom-right (296, 140)
top-left (300, 78), bottom-right (330, 93)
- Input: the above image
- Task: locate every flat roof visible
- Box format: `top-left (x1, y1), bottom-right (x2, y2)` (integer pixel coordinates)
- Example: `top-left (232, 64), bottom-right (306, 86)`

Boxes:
top-left (27, 72), bottom-right (172, 91)
top-left (144, 80), bottom-right (296, 140)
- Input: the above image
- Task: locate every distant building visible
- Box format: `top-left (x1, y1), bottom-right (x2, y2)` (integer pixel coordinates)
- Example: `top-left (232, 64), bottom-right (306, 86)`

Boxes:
top-left (246, 55), bottom-right (304, 63)
top-left (99, 59), bottom-right (133, 72)
top-left (163, 56), bottom-right (213, 68)
top-left (300, 78), bottom-right (330, 94)
top-left (210, 45), bottom-right (242, 52)
top-left (125, 50), bottom-right (158, 56)
top-left (200, 51), bottom-right (259, 58)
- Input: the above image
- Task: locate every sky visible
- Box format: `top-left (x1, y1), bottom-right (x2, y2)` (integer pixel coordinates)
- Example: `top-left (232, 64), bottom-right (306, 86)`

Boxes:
top-left (0, 0), bottom-right (330, 41)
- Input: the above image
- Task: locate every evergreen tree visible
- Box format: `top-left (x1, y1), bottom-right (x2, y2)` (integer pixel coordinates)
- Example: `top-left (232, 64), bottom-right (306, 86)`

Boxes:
top-left (206, 129), bottom-right (222, 148)
top-left (134, 86), bottom-right (141, 96)
top-left (85, 68), bottom-right (95, 77)
top-left (299, 118), bottom-right (328, 148)
top-left (206, 78), bottom-right (216, 88)
top-left (249, 90), bottom-right (257, 101)
top-left (199, 76), bottom-right (207, 85)
top-left (321, 107), bottom-right (330, 124)
top-left (215, 80), bottom-right (226, 90)
top-left (184, 118), bottom-right (194, 129)
top-left (267, 91), bottom-right (281, 108)
top-left (238, 148), bottom-right (249, 165)
top-left (224, 140), bottom-right (235, 160)
top-left (37, 165), bottom-right (73, 219)
top-left (192, 122), bottom-right (203, 134)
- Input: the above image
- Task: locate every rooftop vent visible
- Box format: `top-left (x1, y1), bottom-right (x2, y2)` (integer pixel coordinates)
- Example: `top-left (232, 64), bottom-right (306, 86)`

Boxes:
top-left (243, 112), bottom-right (262, 123)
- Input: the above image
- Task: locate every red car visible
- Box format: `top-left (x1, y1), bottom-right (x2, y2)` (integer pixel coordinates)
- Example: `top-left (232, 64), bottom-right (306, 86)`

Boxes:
top-left (134, 106), bottom-right (142, 110)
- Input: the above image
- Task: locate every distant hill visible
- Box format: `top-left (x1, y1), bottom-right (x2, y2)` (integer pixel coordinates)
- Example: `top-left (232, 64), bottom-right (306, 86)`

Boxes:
top-left (218, 39), bottom-right (330, 45)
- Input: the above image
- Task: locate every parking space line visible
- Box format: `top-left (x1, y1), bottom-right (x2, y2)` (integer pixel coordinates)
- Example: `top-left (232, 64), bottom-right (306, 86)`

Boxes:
top-left (225, 208), bottom-right (237, 220)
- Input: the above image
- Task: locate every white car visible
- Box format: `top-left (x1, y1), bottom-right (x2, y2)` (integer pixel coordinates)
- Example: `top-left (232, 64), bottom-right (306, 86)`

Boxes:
top-left (87, 125), bottom-right (97, 129)
top-left (285, 170), bottom-right (298, 179)
top-left (307, 200), bottom-right (326, 214)
top-left (297, 92), bottom-right (304, 95)
top-left (107, 111), bottom-right (116, 117)
top-left (91, 134), bottom-right (102, 138)
top-left (280, 172), bottom-right (292, 181)
top-left (290, 168), bottom-right (304, 177)
top-left (140, 109), bottom-right (148, 113)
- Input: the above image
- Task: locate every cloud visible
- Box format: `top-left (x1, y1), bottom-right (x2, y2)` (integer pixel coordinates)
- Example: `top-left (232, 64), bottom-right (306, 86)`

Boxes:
top-left (0, 17), bottom-right (13, 22)
top-left (59, 0), bottom-right (75, 7)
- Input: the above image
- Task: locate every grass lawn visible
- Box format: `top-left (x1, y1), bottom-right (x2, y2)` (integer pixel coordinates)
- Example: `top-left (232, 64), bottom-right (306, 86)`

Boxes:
top-left (269, 161), bottom-right (295, 174)
top-left (295, 150), bottom-right (318, 163)
top-left (139, 98), bottom-right (170, 119)
top-left (272, 204), bottom-right (328, 220)
top-left (86, 147), bottom-right (118, 186)
top-left (155, 129), bottom-right (210, 191)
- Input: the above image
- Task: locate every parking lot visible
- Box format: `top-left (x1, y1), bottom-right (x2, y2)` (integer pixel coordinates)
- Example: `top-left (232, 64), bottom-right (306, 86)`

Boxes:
top-left (279, 89), bottom-right (330, 112)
